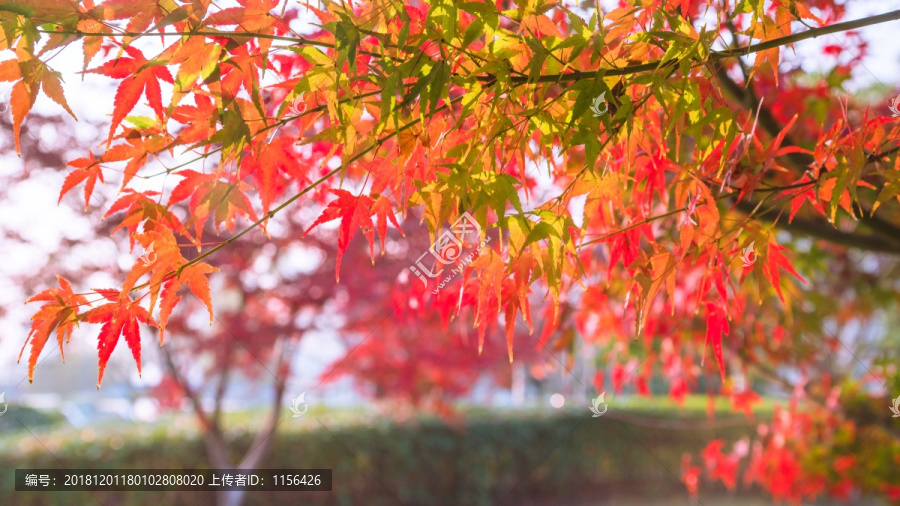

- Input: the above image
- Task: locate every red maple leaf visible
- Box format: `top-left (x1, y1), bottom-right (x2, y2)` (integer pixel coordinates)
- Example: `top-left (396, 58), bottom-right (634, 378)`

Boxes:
top-left (171, 93), bottom-right (219, 146)
top-left (83, 291), bottom-right (157, 387)
top-left (304, 189), bottom-right (376, 282)
top-left (371, 195), bottom-right (404, 252)
top-left (703, 303), bottom-right (729, 379)
top-left (242, 137), bottom-right (308, 216)
top-left (85, 45), bottom-right (174, 146)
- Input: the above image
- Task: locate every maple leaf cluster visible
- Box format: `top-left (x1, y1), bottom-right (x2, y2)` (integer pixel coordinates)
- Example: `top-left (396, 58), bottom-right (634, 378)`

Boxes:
top-left (5, 0), bottom-right (900, 501)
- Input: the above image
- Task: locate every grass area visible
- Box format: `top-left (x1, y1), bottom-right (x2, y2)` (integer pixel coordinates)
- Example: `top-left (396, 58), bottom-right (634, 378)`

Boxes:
top-left (1, 395), bottom-right (779, 457)
top-left (612, 393), bottom-right (781, 415)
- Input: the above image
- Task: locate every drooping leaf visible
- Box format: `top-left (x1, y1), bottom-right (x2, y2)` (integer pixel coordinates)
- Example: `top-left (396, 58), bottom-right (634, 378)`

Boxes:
top-left (59, 153), bottom-right (104, 211)
top-left (83, 293), bottom-right (156, 387)
top-left (304, 189), bottom-right (375, 281)
top-left (19, 276), bottom-right (89, 382)
top-left (371, 195), bottom-right (404, 253)
top-left (703, 302), bottom-right (729, 379)
top-left (85, 45), bottom-right (174, 145)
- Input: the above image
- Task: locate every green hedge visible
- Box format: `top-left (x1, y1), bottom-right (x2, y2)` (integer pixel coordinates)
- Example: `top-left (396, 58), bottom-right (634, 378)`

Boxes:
top-left (0, 406), bottom-right (762, 506)
top-left (0, 406), bottom-right (66, 434)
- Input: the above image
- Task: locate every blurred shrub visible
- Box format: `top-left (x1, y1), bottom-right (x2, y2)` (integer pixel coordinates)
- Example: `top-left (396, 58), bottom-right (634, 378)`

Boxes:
top-left (0, 408), bottom-right (758, 505)
top-left (0, 407), bottom-right (67, 433)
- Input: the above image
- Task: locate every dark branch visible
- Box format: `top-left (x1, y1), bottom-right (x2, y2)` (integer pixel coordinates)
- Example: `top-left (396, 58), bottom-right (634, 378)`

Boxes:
top-left (714, 64), bottom-right (900, 251)
top-left (732, 198), bottom-right (900, 255)
top-left (497, 10), bottom-right (900, 84)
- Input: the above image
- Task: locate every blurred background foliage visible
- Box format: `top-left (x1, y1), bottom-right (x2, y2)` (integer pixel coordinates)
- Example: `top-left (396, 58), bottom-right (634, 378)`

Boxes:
top-left (2, 398), bottom-right (786, 506)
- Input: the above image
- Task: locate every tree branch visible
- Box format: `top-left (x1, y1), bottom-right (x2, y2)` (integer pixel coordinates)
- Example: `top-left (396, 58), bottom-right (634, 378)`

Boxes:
top-left (740, 349), bottom-right (900, 445)
top-left (161, 345), bottom-right (233, 469)
top-left (212, 346), bottom-right (235, 428)
top-left (41, 10), bottom-right (900, 87)
top-left (217, 339), bottom-right (294, 506)
top-left (499, 10), bottom-right (900, 84)
top-left (236, 337), bottom-right (291, 471)
top-left (126, 95), bottom-right (464, 296)
top-left (579, 180), bottom-right (817, 248)
top-left (713, 64), bottom-right (900, 251)
top-left (732, 198), bottom-right (900, 255)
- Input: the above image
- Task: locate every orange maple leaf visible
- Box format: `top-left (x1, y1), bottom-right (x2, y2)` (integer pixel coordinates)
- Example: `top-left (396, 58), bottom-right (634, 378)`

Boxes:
top-left (59, 153), bottom-right (104, 211)
top-left (101, 130), bottom-right (170, 189)
top-left (466, 250), bottom-right (506, 357)
top-left (168, 170), bottom-right (259, 243)
top-left (171, 93), bottom-right (219, 146)
top-left (158, 263), bottom-right (219, 344)
top-left (19, 276), bottom-right (89, 382)
top-left (120, 231), bottom-right (218, 343)
top-left (218, 0), bottom-right (279, 56)
top-left (104, 189), bottom-right (185, 249)
top-left (121, 231), bottom-right (183, 310)
top-left (2, 53), bottom-right (77, 155)
top-left (762, 241), bottom-right (809, 302)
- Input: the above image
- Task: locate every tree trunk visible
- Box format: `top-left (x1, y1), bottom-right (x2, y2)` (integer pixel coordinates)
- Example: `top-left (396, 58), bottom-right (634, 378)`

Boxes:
top-left (215, 339), bottom-right (292, 506)
top-left (162, 334), bottom-right (295, 506)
